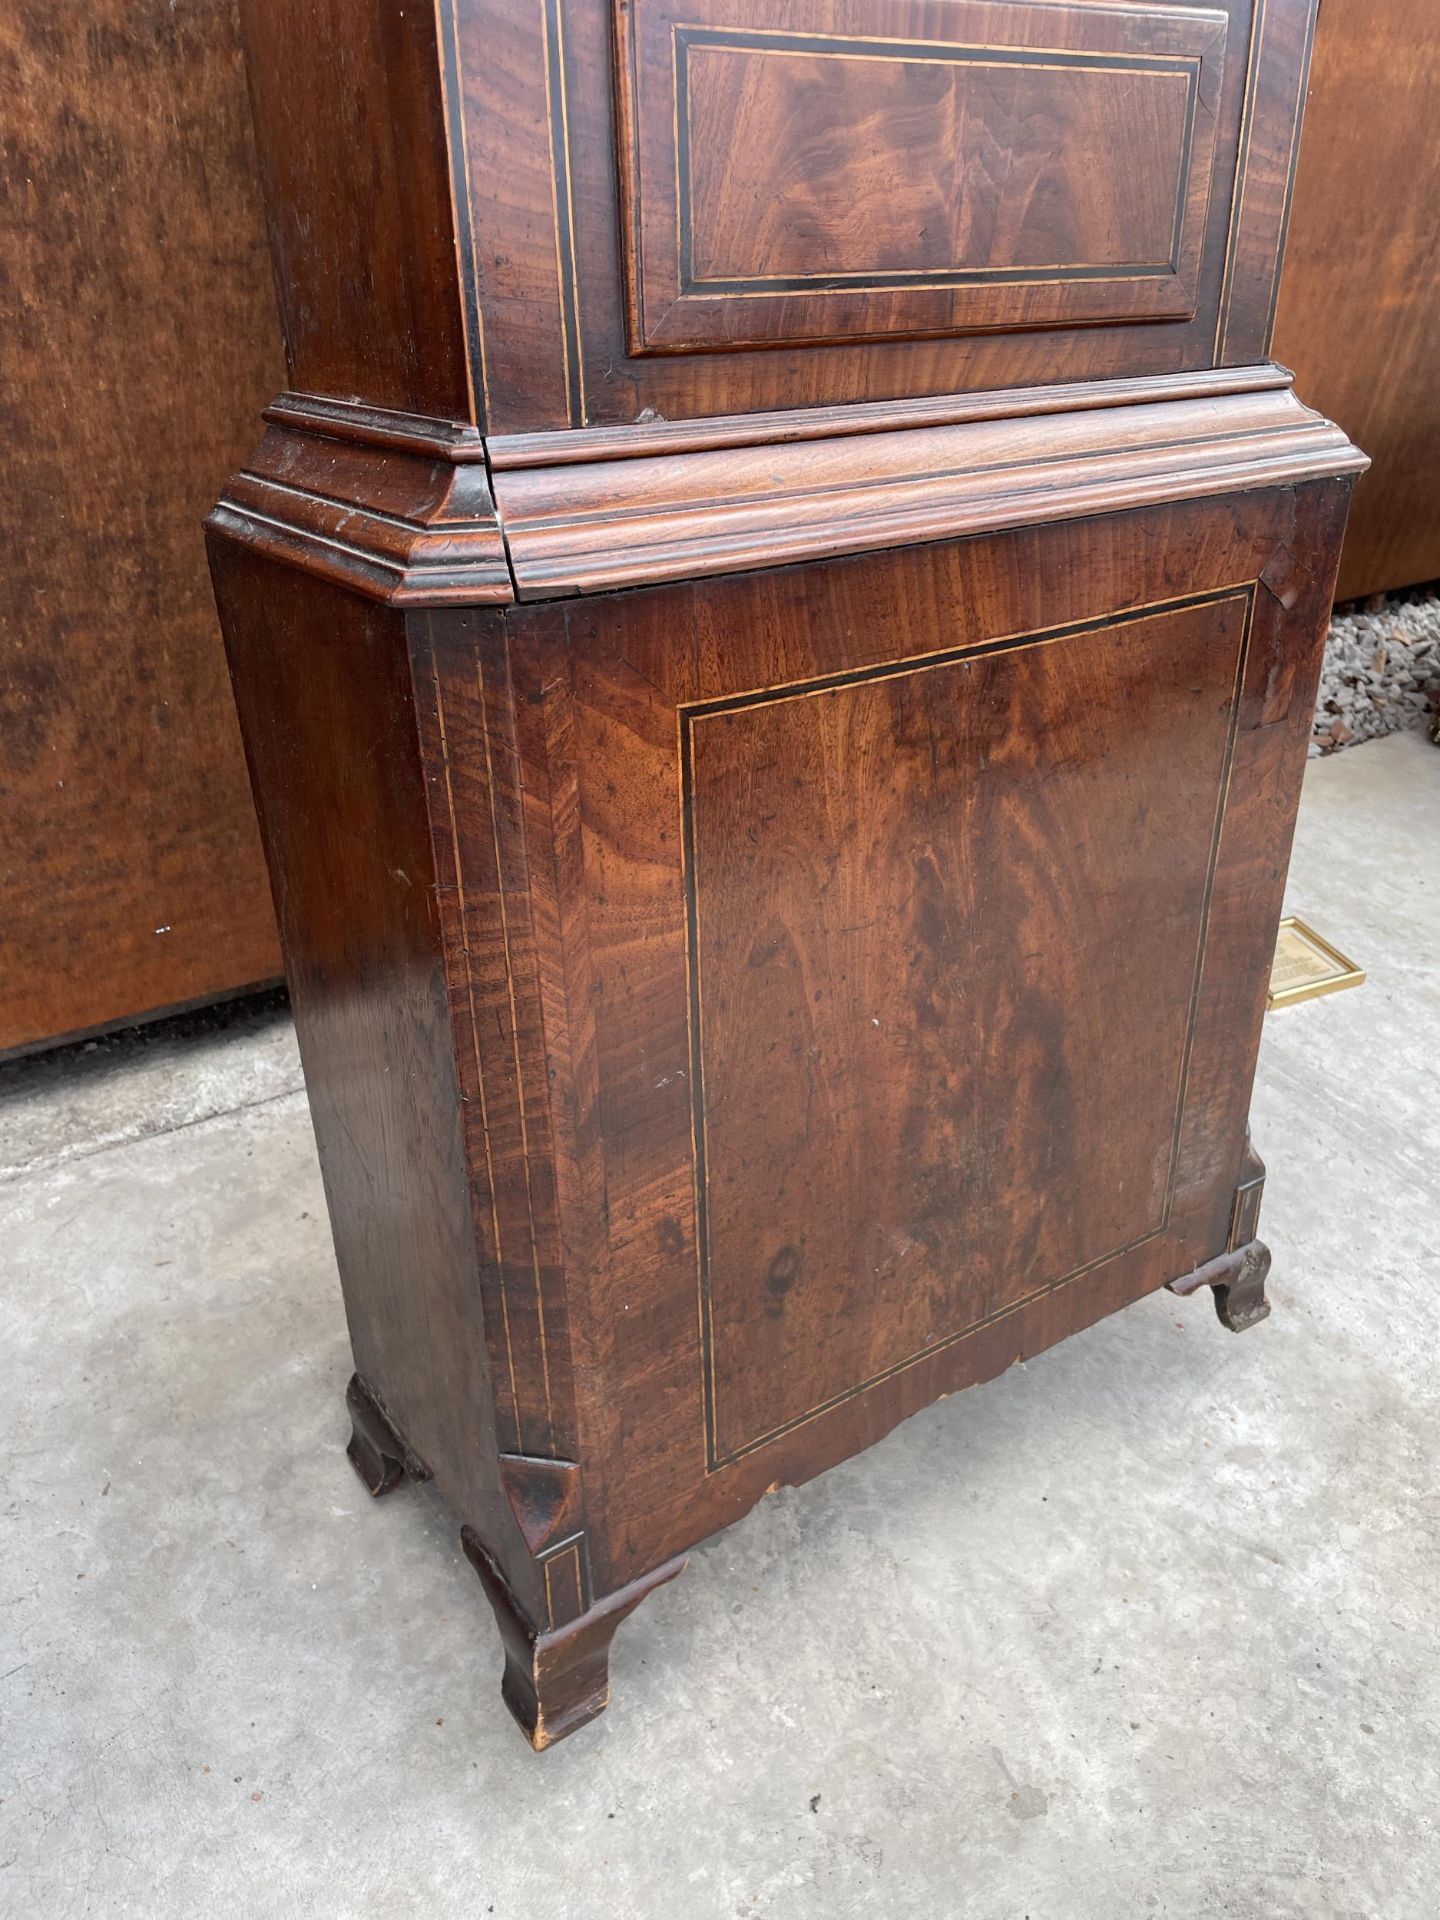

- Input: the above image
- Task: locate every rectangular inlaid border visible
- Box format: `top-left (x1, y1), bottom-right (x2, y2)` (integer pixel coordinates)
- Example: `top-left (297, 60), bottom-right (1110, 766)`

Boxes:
top-left (420, 617), bottom-right (574, 1460)
top-left (1213, 0), bottom-right (1320, 362)
top-left (437, 0), bottom-right (585, 426)
top-left (436, 0), bottom-right (490, 425)
top-left (673, 25), bottom-right (1203, 297)
top-left (679, 583), bottom-right (1256, 1469)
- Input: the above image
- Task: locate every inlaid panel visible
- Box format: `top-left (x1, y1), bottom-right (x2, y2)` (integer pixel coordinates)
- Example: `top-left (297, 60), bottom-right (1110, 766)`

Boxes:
top-left (242, 0), bottom-right (1323, 432)
top-left (616, 0), bottom-right (1228, 353)
top-left (682, 588), bottom-right (1251, 1462)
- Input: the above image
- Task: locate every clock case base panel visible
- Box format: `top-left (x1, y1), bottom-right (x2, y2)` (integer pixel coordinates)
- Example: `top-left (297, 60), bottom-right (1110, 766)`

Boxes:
top-left (210, 431), bottom-right (1353, 1746)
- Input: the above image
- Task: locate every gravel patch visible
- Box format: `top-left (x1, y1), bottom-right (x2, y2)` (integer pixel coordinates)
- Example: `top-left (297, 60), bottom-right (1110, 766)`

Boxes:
top-left (1314, 582), bottom-right (1440, 755)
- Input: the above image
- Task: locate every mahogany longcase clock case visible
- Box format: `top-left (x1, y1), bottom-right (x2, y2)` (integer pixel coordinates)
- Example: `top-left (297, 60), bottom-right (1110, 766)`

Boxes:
top-left (209, 0), bottom-right (1365, 1748)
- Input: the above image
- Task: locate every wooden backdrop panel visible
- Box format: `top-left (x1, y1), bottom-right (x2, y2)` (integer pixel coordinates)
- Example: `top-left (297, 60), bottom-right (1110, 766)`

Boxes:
top-left (1273, 0), bottom-right (1440, 600)
top-left (0, 0), bottom-right (283, 1053)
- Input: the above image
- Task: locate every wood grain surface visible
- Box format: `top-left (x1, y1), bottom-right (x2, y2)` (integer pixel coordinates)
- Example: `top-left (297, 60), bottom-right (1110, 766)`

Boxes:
top-left (616, 0), bottom-right (1223, 350)
top-left (519, 484), bottom-right (1351, 1575)
top-left (0, 0), bottom-right (283, 1053)
top-left (1273, 0), bottom-right (1440, 599)
top-left (237, 0), bottom-right (1321, 434)
top-left (684, 590), bottom-right (1249, 1460)
top-left (491, 380), bottom-right (1362, 597)
top-left (207, 372), bottom-right (1364, 612)
top-left (238, 0), bottom-right (470, 420)
top-left (207, 545), bottom-right (525, 1611)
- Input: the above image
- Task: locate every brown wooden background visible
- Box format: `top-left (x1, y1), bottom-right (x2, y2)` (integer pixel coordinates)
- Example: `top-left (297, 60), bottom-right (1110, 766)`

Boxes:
top-left (0, 0), bottom-right (282, 1056)
top-left (1, 0), bottom-right (1432, 1055)
top-left (1272, 0), bottom-right (1440, 604)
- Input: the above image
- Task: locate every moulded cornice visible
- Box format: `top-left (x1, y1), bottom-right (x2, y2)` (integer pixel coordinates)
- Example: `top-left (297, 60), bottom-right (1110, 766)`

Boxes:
top-left (207, 370), bottom-right (1365, 608)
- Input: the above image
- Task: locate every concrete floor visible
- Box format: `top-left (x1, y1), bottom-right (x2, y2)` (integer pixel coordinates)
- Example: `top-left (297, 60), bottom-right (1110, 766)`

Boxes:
top-left (2, 730), bottom-right (1436, 1918)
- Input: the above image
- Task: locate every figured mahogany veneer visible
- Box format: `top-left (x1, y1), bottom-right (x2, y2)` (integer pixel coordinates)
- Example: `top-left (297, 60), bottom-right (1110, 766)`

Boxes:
top-left (214, 373), bottom-right (1361, 603)
top-left (687, 587), bottom-right (1251, 1461)
top-left (240, 0), bottom-right (1321, 432)
top-left (616, 0), bottom-right (1226, 351)
top-left (212, 0), bottom-right (1361, 1748)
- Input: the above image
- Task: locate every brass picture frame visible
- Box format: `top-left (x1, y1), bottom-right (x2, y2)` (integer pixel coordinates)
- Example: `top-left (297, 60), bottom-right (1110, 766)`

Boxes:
top-left (1267, 915), bottom-right (1366, 1010)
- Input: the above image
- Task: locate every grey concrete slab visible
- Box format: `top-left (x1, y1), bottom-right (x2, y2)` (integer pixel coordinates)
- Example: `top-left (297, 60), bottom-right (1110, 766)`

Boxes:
top-left (0, 992), bottom-right (301, 1186)
top-left (2, 732), bottom-right (1437, 1919)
